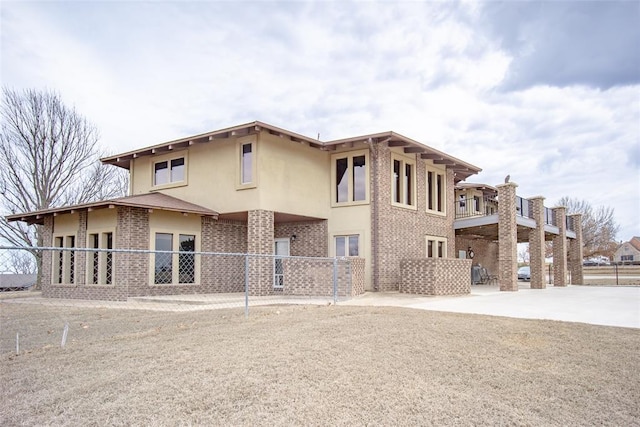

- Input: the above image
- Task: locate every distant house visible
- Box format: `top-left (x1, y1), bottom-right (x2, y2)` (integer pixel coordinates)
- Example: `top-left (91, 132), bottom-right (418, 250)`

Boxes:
top-left (613, 237), bottom-right (640, 264)
top-left (0, 274), bottom-right (37, 291)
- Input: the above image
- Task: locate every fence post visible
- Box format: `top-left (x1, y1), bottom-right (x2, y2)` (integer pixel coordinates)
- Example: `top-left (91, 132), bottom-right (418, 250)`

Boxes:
top-left (333, 257), bottom-right (338, 304)
top-left (244, 255), bottom-right (249, 318)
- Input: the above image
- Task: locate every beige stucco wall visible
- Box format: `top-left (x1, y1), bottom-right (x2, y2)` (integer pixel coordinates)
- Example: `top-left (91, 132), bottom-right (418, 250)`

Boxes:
top-left (52, 212), bottom-right (79, 236)
top-left (87, 209), bottom-right (117, 232)
top-left (130, 131), bottom-right (331, 219)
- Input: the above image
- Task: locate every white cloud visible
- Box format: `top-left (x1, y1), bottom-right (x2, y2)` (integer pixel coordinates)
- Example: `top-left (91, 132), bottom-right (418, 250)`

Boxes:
top-left (1, 1), bottom-right (638, 239)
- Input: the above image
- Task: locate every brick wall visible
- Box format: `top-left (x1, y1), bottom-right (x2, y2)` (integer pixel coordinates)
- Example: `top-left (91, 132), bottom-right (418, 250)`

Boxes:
top-left (455, 236), bottom-right (498, 274)
top-left (281, 256), bottom-right (365, 297)
top-left (371, 142), bottom-right (456, 291)
top-left (400, 258), bottom-right (472, 295)
top-left (275, 220), bottom-right (328, 257)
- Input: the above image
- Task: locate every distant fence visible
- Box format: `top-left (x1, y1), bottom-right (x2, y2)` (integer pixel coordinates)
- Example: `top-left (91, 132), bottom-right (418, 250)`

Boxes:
top-left (0, 246), bottom-right (364, 354)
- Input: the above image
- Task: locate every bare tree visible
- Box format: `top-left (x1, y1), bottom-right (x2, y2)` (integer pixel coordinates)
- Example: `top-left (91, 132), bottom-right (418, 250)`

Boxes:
top-left (557, 196), bottom-right (620, 260)
top-left (0, 88), bottom-right (128, 284)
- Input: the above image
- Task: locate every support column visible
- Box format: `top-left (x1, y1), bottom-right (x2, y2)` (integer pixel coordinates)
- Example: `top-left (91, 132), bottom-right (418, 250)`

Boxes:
top-left (568, 213), bottom-right (584, 285)
top-left (247, 209), bottom-right (274, 296)
top-left (528, 196), bottom-right (546, 289)
top-left (497, 182), bottom-right (518, 291)
top-left (552, 206), bottom-right (568, 286)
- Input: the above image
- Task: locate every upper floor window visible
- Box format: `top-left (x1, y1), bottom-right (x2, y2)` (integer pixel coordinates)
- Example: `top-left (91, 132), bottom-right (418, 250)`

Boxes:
top-left (391, 153), bottom-right (416, 208)
top-left (154, 157), bottom-right (185, 186)
top-left (237, 138), bottom-right (257, 189)
top-left (427, 166), bottom-right (446, 214)
top-left (332, 150), bottom-right (369, 206)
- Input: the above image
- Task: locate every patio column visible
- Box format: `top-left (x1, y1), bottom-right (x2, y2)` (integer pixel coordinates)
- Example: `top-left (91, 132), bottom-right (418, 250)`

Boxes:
top-left (497, 182), bottom-right (518, 291)
top-left (552, 206), bottom-right (568, 286)
top-left (247, 209), bottom-right (274, 296)
top-left (528, 196), bottom-right (546, 289)
top-left (568, 213), bottom-right (584, 285)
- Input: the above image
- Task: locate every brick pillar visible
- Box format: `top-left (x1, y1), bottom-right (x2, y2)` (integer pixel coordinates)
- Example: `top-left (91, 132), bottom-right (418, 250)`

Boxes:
top-left (40, 216), bottom-right (54, 295)
top-left (116, 206), bottom-right (149, 299)
top-left (528, 196), bottom-right (546, 289)
top-left (247, 209), bottom-right (274, 296)
top-left (568, 213), bottom-right (584, 285)
top-left (552, 206), bottom-right (568, 286)
top-left (497, 182), bottom-right (518, 291)
top-left (75, 211), bottom-right (88, 285)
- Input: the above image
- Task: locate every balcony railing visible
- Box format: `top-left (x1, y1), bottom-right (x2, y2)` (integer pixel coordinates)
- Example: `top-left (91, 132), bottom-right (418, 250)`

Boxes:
top-left (454, 196), bottom-right (498, 219)
top-left (544, 207), bottom-right (556, 226)
top-left (566, 216), bottom-right (575, 232)
top-left (515, 196), bottom-right (532, 219)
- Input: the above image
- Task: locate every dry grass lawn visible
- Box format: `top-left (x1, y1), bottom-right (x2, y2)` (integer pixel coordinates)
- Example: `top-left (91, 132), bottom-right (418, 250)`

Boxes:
top-left (1, 302), bottom-right (639, 426)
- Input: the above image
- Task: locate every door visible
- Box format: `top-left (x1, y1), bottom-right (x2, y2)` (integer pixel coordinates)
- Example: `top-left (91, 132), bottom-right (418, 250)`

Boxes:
top-left (274, 238), bottom-right (290, 289)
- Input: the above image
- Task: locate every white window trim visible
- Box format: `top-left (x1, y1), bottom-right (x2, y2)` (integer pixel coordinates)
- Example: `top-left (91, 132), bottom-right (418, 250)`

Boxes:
top-left (149, 229), bottom-right (201, 285)
top-left (426, 163), bottom-right (447, 216)
top-left (332, 233), bottom-right (361, 257)
top-left (390, 152), bottom-right (417, 210)
top-left (86, 228), bottom-right (115, 285)
top-left (426, 235), bottom-right (448, 258)
top-left (331, 149), bottom-right (370, 207)
top-left (152, 152), bottom-right (188, 190)
top-left (236, 136), bottom-right (258, 190)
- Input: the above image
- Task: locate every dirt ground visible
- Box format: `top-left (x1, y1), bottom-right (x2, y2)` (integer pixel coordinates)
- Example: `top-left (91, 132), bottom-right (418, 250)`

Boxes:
top-left (1, 302), bottom-right (639, 426)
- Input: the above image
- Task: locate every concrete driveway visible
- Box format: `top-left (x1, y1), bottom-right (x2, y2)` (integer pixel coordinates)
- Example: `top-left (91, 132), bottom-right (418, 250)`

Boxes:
top-left (342, 284), bottom-right (640, 329)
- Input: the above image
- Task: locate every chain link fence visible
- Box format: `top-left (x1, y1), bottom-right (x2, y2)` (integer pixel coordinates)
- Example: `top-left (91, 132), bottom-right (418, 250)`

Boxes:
top-left (1, 246), bottom-right (361, 355)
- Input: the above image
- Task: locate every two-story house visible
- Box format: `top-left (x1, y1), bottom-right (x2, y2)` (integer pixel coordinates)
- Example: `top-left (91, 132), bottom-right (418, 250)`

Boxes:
top-left (7, 121), bottom-right (583, 301)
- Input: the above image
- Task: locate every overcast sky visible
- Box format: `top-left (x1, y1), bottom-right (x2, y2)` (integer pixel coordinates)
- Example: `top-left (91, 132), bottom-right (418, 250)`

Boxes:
top-left (2, 1), bottom-right (639, 240)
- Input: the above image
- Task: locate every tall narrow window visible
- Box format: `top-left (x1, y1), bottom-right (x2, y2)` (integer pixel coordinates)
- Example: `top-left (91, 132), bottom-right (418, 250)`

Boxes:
top-left (155, 233), bottom-right (173, 284)
top-left (90, 234), bottom-right (99, 284)
top-left (336, 157), bottom-right (348, 203)
top-left (393, 160), bottom-right (401, 203)
top-left (104, 232), bottom-right (113, 285)
top-left (391, 155), bottom-right (415, 208)
top-left (55, 237), bottom-right (64, 284)
top-left (179, 234), bottom-right (195, 284)
top-left (353, 155), bottom-right (366, 201)
top-left (427, 166), bottom-right (446, 214)
top-left (332, 151), bottom-right (369, 205)
top-left (54, 235), bottom-right (76, 284)
top-left (241, 143), bottom-right (252, 184)
top-left (66, 236), bottom-right (75, 284)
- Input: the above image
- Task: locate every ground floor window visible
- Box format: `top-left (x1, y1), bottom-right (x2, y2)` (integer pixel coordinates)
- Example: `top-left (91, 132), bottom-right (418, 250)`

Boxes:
top-left (53, 235), bottom-right (76, 284)
top-left (154, 233), bottom-right (196, 284)
top-left (88, 231), bottom-right (113, 285)
top-left (335, 235), bottom-right (359, 257)
top-left (426, 236), bottom-right (447, 258)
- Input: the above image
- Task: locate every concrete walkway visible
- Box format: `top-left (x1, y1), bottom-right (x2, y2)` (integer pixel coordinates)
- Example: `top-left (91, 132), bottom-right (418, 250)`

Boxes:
top-left (342, 284), bottom-right (640, 329)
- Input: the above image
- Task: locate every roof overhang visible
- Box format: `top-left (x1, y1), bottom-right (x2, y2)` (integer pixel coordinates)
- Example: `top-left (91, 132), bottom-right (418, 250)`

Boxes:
top-left (101, 121), bottom-right (325, 169)
top-left (325, 131), bottom-right (482, 183)
top-left (100, 121), bottom-right (481, 182)
top-left (5, 193), bottom-right (219, 226)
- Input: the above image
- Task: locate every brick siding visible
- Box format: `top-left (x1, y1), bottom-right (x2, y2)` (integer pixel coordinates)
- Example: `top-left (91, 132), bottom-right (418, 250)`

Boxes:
top-left (400, 258), bottom-right (472, 295)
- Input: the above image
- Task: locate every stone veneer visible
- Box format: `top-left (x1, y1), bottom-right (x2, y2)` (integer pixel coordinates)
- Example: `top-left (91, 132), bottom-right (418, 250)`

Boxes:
top-left (400, 258), bottom-right (472, 295)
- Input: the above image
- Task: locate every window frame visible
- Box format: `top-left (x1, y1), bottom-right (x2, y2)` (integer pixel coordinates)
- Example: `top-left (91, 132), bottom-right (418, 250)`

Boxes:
top-left (237, 137), bottom-right (258, 190)
top-left (86, 229), bottom-right (115, 285)
top-left (331, 149), bottom-right (370, 207)
top-left (52, 234), bottom-right (76, 284)
top-left (390, 152), bottom-right (417, 210)
top-left (426, 235), bottom-right (448, 259)
top-left (334, 234), bottom-right (360, 257)
top-left (152, 153), bottom-right (188, 190)
top-left (151, 231), bottom-right (200, 285)
top-left (426, 164), bottom-right (447, 216)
